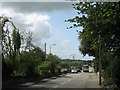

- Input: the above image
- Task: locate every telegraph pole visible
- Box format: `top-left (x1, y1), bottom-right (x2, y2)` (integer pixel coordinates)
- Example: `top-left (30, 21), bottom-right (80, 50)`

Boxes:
top-left (99, 34), bottom-right (102, 85)
top-left (73, 55), bottom-right (75, 60)
top-left (45, 42), bottom-right (46, 60)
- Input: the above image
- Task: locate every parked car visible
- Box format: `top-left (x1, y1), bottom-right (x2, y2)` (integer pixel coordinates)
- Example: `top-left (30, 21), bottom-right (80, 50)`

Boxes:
top-left (71, 69), bottom-right (78, 73)
top-left (61, 68), bottom-right (68, 74)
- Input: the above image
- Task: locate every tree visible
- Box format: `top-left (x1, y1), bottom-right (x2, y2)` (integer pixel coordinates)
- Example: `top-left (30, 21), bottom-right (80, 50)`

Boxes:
top-left (21, 46), bottom-right (45, 77)
top-left (11, 29), bottom-right (22, 74)
top-left (1, 15), bottom-right (62, 81)
top-left (66, 2), bottom-right (120, 87)
top-left (66, 2), bottom-right (120, 56)
top-left (36, 61), bottom-right (51, 78)
top-left (21, 30), bottom-right (33, 52)
top-left (1, 15), bottom-right (35, 78)
top-left (112, 56), bottom-right (120, 87)
top-left (1, 15), bottom-right (22, 77)
top-left (46, 54), bottom-right (61, 75)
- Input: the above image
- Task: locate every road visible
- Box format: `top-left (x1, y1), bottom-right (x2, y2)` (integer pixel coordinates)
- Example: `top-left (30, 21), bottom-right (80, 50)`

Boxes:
top-left (27, 73), bottom-right (89, 88)
top-left (20, 67), bottom-right (101, 89)
top-left (3, 67), bottom-right (102, 90)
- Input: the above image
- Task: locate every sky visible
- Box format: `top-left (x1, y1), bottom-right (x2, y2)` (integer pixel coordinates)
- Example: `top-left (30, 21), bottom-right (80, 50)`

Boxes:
top-left (1, 2), bottom-right (94, 60)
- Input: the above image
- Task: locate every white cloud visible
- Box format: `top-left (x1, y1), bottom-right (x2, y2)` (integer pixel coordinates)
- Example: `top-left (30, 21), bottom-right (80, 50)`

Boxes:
top-left (24, 13), bottom-right (52, 44)
top-left (1, 4), bottom-right (94, 60)
top-left (2, 0), bottom-right (119, 2)
top-left (2, 0), bottom-right (67, 2)
top-left (2, 2), bottom-right (73, 13)
top-left (62, 39), bottom-right (70, 46)
top-left (1, 8), bottom-right (52, 46)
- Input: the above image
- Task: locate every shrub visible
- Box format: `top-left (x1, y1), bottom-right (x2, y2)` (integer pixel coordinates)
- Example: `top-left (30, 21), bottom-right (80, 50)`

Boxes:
top-left (2, 60), bottom-right (13, 80)
top-left (103, 66), bottom-right (114, 86)
top-left (112, 57), bottom-right (120, 88)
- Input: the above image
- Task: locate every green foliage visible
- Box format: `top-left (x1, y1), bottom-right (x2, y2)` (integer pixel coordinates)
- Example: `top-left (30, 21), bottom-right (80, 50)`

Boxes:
top-left (66, 2), bottom-right (120, 86)
top-left (20, 52), bottom-right (61, 77)
top-left (60, 60), bottom-right (82, 73)
top-left (93, 58), bottom-right (99, 73)
top-left (38, 61), bottom-right (51, 71)
top-left (103, 68), bottom-right (114, 86)
top-left (1, 16), bottom-right (22, 77)
top-left (1, 16), bottom-right (62, 81)
top-left (21, 46), bottom-right (45, 77)
top-left (71, 61), bottom-right (81, 67)
top-left (46, 54), bottom-right (61, 75)
top-left (112, 56), bottom-right (120, 87)
top-left (2, 60), bottom-right (13, 80)
top-left (66, 2), bottom-right (120, 56)
top-left (60, 61), bottom-right (71, 69)
top-left (102, 59), bottom-right (114, 86)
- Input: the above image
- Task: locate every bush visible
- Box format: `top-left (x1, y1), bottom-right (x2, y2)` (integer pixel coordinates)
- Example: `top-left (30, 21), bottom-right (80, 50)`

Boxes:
top-left (103, 67), bottom-right (114, 86)
top-left (93, 58), bottom-right (99, 73)
top-left (112, 57), bottom-right (120, 88)
top-left (2, 60), bottom-right (13, 81)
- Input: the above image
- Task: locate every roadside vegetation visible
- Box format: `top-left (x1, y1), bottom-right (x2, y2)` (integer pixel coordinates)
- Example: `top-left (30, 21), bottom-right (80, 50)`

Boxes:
top-left (66, 2), bottom-right (120, 88)
top-left (1, 16), bottom-right (62, 82)
top-left (1, 16), bottom-right (83, 86)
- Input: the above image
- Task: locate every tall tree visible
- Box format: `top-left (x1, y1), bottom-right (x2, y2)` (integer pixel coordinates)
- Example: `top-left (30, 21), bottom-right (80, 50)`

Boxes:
top-left (66, 2), bottom-right (120, 56)
top-left (66, 2), bottom-right (120, 87)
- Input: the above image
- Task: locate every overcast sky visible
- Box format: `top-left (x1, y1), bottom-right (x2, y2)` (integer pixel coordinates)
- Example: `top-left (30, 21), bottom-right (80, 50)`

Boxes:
top-left (1, 2), bottom-right (94, 60)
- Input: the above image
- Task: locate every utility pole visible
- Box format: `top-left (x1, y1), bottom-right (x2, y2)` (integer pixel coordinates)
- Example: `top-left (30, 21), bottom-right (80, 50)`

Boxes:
top-left (50, 44), bottom-right (56, 54)
top-left (99, 34), bottom-right (102, 85)
top-left (72, 54), bottom-right (75, 61)
top-left (73, 55), bottom-right (75, 60)
top-left (50, 45), bottom-right (51, 54)
top-left (45, 42), bottom-right (46, 61)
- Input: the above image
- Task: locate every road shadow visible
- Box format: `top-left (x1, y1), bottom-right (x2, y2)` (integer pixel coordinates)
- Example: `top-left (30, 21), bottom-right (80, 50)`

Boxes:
top-left (62, 75), bottom-right (72, 78)
top-left (58, 74), bottom-right (72, 78)
top-left (2, 73), bottom-right (72, 88)
top-left (2, 87), bottom-right (51, 90)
